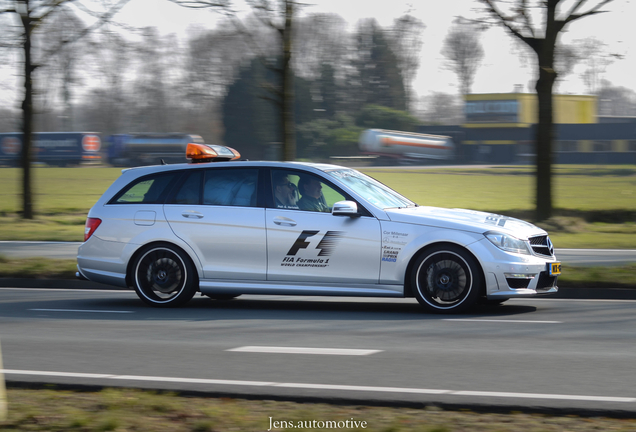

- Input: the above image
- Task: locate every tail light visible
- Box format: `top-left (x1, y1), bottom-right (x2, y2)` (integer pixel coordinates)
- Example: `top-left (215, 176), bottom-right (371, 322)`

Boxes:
top-left (84, 217), bottom-right (102, 241)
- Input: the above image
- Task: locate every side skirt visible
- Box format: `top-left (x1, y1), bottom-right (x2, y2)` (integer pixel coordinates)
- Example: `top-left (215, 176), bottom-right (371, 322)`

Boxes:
top-left (199, 280), bottom-right (404, 298)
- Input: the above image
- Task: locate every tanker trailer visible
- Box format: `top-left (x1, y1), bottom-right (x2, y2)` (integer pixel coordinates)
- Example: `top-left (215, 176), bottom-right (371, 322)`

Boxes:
top-left (358, 129), bottom-right (454, 164)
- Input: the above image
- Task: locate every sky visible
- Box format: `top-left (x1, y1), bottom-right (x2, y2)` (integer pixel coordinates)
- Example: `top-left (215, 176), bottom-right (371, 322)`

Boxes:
top-left (112, 0), bottom-right (636, 100)
top-left (1, 0), bottom-right (635, 108)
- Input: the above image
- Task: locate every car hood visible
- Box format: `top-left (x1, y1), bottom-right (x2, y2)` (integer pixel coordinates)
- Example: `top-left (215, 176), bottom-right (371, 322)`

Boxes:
top-left (385, 206), bottom-right (546, 239)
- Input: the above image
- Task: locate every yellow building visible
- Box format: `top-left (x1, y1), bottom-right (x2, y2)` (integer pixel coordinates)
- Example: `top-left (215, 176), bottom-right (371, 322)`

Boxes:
top-left (419, 93), bottom-right (636, 164)
top-left (463, 93), bottom-right (597, 128)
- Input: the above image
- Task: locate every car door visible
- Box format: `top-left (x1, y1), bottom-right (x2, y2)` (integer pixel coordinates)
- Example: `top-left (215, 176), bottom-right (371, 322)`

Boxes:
top-left (266, 169), bottom-right (382, 284)
top-left (164, 167), bottom-right (267, 280)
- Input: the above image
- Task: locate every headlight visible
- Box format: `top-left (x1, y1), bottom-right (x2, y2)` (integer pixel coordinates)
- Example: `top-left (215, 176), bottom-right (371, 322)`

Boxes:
top-left (484, 231), bottom-right (531, 255)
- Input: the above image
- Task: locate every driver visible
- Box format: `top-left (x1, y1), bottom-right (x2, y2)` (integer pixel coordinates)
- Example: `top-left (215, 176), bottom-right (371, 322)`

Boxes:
top-left (298, 176), bottom-right (328, 212)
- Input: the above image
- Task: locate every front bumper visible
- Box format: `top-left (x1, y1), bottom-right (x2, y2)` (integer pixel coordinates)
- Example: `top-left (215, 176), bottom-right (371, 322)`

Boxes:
top-left (469, 239), bottom-right (559, 299)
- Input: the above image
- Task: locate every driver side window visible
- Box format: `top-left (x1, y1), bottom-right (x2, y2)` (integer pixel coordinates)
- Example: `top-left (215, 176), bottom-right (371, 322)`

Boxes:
top-left (271, 170), bottom-right (345, 213)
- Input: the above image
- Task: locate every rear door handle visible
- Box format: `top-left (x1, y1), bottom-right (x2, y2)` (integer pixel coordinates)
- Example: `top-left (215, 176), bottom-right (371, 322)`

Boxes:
top-left (182, 211), bottom-right (204, 219)
top-left (273, 216), bottom-right (297, 227)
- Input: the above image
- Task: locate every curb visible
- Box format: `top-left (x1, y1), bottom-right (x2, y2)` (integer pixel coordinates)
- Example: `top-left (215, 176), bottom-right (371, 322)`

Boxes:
top-left (1, 278), bottom-right (636, 300)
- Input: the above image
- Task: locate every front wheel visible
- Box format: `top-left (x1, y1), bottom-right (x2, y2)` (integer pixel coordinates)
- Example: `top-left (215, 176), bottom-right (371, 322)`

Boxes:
top-left (131, 244), bottom-right (197, 307)
top-left (411, 245), bottom-right (483, 313)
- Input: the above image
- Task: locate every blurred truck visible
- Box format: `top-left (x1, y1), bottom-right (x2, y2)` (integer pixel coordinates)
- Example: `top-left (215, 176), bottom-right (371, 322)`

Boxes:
top-left (0, 132), bottom-right (101, 167)
top-left (358, 129), bottom-right (454, 164)
top-left (107, 133), bottom-right (205, 166)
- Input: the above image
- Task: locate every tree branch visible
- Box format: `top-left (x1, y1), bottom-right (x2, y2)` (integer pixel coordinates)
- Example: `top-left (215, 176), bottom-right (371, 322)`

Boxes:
top-left (168, 0), bottom-right (231, 8)
top-left (38, 0), bottom-right (132, 63)
top-left (564, 0), bottom-right (613, 25)
top-left (31, 0), bottom-right (74, 23)
top-left (518, 0), bottom-right (536, 38)
top-left (478, 0), bottom-right (537, 50)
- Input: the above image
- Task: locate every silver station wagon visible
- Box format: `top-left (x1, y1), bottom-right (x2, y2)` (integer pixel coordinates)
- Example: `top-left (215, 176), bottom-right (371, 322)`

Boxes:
top-left (77, 143), bottom-right (560, 313)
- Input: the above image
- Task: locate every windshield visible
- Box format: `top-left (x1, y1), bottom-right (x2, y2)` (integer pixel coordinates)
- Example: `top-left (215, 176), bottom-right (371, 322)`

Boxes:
top-left (326, 169), bottom-right (416, 209)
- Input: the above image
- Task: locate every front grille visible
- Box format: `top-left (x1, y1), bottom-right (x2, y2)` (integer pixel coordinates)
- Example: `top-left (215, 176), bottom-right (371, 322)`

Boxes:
top-left (506, 278), bottom-right (531, 289)
top-left (536, 271), bottom-right (557, 291)
top-left (529, 235), bottom-right (554, 257)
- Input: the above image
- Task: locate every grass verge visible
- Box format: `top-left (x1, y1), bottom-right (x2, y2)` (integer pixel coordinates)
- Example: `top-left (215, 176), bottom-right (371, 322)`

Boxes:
top-left (0, 258), bottom-right (634, 289)
top-left (2, 387), bottom-right (636, 431)
top-left (0, 257), bottom-right (78, 279)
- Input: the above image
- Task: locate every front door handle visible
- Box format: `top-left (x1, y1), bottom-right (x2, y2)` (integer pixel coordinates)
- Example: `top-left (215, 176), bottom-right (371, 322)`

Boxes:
top-left (182, 211), bottom-right (204, 219)
top-left (273, 216), bottom-right (297, 227)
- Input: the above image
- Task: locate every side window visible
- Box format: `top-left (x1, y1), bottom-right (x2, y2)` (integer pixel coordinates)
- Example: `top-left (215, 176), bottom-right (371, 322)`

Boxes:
top-left (272, 170), bottom-right (345, 212)
top-left (203, 169), bottom-right (258, 207)
top-left (171, 171), bottom-right (202, 204)
top-left (110, 172), bottom-right (178, 204)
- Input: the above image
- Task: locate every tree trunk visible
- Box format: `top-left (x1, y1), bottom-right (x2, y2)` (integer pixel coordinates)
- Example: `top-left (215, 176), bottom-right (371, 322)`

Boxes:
top-left (534, 66), bottom-right (556, 221)
top-left (281, 0), bottom-right (295, 161)
top-left (21, 3), bottom-right (34, 220)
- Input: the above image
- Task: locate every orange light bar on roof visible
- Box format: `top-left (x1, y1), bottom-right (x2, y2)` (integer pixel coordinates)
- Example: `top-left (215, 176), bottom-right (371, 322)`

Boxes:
top-left (187, 143), bottom-right (218, 160)
top-left (186, 143), bottom-right (241, 163)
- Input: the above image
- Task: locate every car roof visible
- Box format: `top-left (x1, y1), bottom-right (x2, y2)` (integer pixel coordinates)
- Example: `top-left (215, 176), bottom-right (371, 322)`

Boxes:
top-left (121, 160), bottom-right (349, 176)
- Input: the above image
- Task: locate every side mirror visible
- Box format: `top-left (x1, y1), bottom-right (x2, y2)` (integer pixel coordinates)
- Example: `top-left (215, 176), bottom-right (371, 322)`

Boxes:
top-left (332, 200), bottom-right (358, 217)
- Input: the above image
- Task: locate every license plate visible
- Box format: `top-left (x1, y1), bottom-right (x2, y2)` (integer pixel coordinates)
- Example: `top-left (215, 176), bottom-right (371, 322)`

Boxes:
top-left (549, 262), bottom-right (562, 276)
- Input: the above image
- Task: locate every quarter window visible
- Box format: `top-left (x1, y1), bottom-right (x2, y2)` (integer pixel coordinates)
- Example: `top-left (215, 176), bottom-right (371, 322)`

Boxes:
top-left (111, 172), bottom-right (179, 204)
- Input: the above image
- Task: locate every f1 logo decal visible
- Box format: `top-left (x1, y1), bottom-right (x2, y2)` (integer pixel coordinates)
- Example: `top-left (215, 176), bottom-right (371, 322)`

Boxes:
top-left (287, 230), bottom-right (344, 256)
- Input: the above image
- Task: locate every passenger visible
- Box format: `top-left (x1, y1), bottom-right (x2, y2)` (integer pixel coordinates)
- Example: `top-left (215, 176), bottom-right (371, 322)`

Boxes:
top-left (298, 176), bottom-right (328, 212)
top-left (273, 172), bottom-right (299, 209)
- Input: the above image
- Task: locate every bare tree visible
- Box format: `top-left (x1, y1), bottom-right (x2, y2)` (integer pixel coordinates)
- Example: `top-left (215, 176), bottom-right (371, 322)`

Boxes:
top-left (441, 21), bottom-right (484, 98)
top-left (90, 30), bottom-right (131, 135)
top-left (388, 14), bottom-right (425, 112)
top-left (573, 37), bottom-right (615, 94)
top-left (293, 13), bottom-right (348, 80)
top-left (0, 0), bottom-right (130, 219)
top-left (171, 0), bottom-right (299, 161)
top-left (478, 0), bottom-right (613, 221)
top-left (597, 80), bottom-right (636, 117)
top-left (419, 92), bottom-right (463, 125)
top-left (553, 43), bottom-right (579, 91)
top-left (35, 6), bottom-right (88, 130)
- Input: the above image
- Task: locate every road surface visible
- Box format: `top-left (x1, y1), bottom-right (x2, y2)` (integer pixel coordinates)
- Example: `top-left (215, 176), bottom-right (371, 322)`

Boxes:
top-left (1, 286), bottom-right (635, 414)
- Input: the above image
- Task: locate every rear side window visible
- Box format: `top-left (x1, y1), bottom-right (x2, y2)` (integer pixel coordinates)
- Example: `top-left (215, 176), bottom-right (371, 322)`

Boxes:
top-left (110, 172), bottom-right (179, 204)
top-left (171, 171), bottom-right (202, 204)
top-left (203, 169), bottom-right (258, 207)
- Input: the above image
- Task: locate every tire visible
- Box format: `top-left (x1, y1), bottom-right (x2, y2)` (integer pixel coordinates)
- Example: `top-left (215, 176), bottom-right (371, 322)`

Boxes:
top-left (131, 244), bottom-right (197, 307)
top-left (411, 244), bottom-right (483, 313)
top-left (205, 294), bottom-right (241, 301)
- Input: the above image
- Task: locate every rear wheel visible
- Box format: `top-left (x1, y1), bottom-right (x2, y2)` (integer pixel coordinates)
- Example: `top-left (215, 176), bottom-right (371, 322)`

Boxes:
top-left (131, 244), bottom-right (197, 307)
top-left (411, 245), bottom-right (483, 313)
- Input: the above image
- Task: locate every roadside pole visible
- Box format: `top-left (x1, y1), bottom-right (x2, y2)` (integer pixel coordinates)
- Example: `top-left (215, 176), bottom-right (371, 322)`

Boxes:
top-left (0, 340), bottom-right (6, 421)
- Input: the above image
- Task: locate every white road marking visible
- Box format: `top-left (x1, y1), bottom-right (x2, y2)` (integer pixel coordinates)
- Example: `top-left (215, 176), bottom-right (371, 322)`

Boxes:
top-left (2, 369), bottom-right (634, 403)
top-left (444, 319), bottom-right (562, 324)
top-left (29, 309), bottom-right (133, 314)
top-left (226, 346), bottom-right (382, 356)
